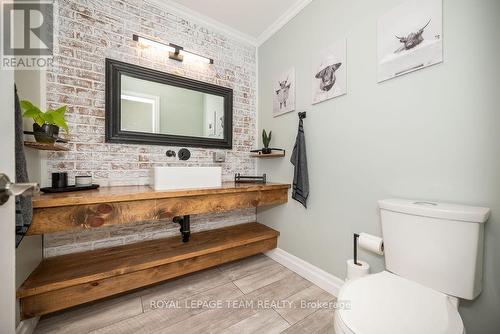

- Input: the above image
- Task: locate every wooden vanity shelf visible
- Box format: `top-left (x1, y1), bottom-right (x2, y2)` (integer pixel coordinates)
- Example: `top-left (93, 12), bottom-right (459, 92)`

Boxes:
top-left (27, 182), bottom-right (289, 235)
top-left (18, 182), bottom-right (289, 318)
top-left (18, 223), bottom-right (279, 318)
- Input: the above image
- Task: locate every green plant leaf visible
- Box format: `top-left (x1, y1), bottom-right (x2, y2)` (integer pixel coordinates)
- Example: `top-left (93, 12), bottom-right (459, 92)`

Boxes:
top-left (33, 115), bottom-right (45, 126)
top-left (268, 131), bottom-right (272, 144)
top-left (21, 100), bottom-right (45, 126)
top-left (40, 112), bottom-right (54, 125)
top-left (54, 106), bottom-right (67, 115)
top-left (22, 108), bottom-right (41, 118)
top-left (262, 129), bottom-right (272, 148)
top-left (22, 106), bottom-right (45, 126)
top-left (20, 100), bottom-right (39, 112)
top-left (48, 111), bottom-right (69, 132)
top-left (20, 101), bottom-right (69, 131)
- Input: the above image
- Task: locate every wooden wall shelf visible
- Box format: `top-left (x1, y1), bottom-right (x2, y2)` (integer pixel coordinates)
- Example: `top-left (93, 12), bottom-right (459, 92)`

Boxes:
top-left (251, 152), bottom-right (286, 158)
top-left (18, 222), bottom-right (279, 318)
top-left (24, 141), bottom-right (69, 151)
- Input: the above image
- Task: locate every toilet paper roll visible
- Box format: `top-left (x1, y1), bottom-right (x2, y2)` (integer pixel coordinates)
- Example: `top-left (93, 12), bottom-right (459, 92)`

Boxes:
top-left (346, 259), bottom-right (370, 281)
top-left (358, 233), bottom-right (384, 255)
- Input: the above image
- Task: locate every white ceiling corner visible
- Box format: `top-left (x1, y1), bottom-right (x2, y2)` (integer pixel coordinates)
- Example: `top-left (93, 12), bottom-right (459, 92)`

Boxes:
top-left (256, 0), bottom-right (313, 45)
top-left (147, 0), bottom-right (259, 46)
top-left (148, 0), bottom-right (313, 47)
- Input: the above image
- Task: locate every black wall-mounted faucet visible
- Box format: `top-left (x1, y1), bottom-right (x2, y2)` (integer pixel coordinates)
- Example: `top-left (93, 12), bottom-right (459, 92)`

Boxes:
top-left (166, 150), bottom-right (176, 157)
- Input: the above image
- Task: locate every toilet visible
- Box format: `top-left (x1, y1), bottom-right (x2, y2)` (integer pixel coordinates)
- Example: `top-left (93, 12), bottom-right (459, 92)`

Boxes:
top-left (334, 199), bottom-right (490, 334)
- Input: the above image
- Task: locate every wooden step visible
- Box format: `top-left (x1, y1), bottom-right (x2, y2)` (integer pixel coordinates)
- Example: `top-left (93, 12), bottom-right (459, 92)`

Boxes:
top-left (18, 222), bottom-right (279, 319)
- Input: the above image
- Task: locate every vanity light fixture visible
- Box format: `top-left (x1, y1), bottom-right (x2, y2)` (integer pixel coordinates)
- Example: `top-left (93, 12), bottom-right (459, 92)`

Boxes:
top-left (132, 34), bottom-right (214, 64)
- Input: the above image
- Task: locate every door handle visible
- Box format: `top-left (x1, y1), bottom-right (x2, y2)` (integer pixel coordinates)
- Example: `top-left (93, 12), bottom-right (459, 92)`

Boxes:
top-left (0, 173), bottom-right (40, 206)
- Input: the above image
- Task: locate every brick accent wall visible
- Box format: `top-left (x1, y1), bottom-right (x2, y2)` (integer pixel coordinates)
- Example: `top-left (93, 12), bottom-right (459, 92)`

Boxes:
top-left (44, 208), bottom-right (257, 257)
top-left (43, 0), bottom-right (257, 257)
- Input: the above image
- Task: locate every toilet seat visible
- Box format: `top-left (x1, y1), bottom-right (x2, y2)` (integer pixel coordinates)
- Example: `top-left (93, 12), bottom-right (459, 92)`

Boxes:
top-left (335, 271), bottom-right (464, 334)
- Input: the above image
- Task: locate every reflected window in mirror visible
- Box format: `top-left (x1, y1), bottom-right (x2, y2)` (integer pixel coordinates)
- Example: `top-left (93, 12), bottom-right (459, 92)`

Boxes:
top-left (121, 90), bottom-right (160, 133)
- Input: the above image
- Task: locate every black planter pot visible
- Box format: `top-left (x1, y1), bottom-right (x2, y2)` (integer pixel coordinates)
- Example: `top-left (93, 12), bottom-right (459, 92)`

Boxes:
top-left (33, 124), bottom-right (59, 144)
top-left (261, 148), bottom-right (272, 154)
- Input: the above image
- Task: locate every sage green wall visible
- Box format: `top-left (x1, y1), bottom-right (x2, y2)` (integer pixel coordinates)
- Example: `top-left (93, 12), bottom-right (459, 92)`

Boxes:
top-left (257, 0), bottom-right (500, 333)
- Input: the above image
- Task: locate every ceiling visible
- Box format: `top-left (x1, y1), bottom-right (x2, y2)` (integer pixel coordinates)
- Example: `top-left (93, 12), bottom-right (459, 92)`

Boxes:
top-left (164, 0), bottom-right (312, 45)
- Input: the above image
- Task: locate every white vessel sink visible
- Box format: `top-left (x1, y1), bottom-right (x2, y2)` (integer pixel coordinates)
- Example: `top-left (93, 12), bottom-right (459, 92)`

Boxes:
top-left (150, 167), bottom-right (222, 191)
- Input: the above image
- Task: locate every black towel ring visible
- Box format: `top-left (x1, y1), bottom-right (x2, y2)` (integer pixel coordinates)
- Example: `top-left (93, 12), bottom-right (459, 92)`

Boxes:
top-left (298, 112), bottom-right (306, 119)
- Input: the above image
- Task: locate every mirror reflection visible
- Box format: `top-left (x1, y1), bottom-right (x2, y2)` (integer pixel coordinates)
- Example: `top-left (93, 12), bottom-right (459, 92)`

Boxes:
top-left (120, 75), bottom-right (225, 139)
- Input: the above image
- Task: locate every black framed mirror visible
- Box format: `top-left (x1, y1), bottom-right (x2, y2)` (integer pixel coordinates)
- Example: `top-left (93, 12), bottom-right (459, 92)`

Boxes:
top-left (105, 59), bottom-right (233, 149)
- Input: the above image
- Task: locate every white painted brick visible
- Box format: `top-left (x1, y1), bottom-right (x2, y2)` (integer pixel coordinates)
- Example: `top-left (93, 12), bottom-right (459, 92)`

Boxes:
top-left (44, 0), bottom-right (257, 256)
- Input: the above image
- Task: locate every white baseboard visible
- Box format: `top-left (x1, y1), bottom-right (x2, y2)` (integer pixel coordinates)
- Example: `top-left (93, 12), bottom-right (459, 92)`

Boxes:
top-left (16, 317), bottom-right (39, 334)
top-left (265, 248), bottom-right (344, 296)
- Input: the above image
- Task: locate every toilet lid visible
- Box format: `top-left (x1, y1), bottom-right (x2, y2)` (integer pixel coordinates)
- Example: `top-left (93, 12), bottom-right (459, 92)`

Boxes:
top-left (337, 271), bottom-right (464, 334)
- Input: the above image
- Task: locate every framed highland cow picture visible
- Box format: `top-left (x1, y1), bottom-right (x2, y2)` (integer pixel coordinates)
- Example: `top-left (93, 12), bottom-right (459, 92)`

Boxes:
top-left (312, 38), bottom-right (347, 105)
top-left (273, 67), bottom-right (295, 117)
top-left (378, 0), bottom-right (443, 82)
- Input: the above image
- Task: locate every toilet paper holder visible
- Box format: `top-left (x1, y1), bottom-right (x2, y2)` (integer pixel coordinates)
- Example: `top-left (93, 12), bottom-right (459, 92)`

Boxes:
top-left (353, 233), bottom-right (384, 265)
top-left (353, 233), bottom-right (361, 265)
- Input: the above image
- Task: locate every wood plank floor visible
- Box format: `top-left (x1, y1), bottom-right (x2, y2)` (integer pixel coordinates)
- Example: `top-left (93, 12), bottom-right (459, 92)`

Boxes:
top-left (34, 254), bottom-right (336, 334)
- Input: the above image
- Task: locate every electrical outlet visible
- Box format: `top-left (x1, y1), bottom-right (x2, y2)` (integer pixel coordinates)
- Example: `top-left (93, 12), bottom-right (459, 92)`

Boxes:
top-left (213, 151), bottom-right (225, 163)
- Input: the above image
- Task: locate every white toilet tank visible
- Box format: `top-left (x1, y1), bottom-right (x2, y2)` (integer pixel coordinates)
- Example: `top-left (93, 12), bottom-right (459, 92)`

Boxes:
top-left (378, 199), bottom-right (490, 300)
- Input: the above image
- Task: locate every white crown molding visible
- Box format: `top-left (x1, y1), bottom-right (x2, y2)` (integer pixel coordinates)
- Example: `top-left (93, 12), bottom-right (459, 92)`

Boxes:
top-left (256, 0), bottom-right (313, 46)
top-left (145, 0), bottom-right (313, 48)
top-left (265, 248), bottom-right (344, 296)
top-left (145, 0), bottom-right (259, 46)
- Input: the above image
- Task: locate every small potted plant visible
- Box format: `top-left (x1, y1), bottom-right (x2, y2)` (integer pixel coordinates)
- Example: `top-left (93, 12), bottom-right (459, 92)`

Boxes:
top-left (21, 100), bottom-right (69, 144)
top-left (262, 129), bottom-right (272, 154)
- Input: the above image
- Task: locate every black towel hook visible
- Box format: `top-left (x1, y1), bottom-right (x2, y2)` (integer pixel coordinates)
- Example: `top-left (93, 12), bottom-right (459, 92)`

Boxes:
top-left (298, 112), bottom-right (306, 119)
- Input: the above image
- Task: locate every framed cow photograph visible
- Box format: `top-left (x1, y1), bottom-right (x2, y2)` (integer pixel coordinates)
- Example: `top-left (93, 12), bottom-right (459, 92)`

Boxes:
top-left (312, 39), bottom-right (347, 105)
top-left (273, 67), bottom-right (296, 117)
top-left (377, 0), bottom-right (443, 82)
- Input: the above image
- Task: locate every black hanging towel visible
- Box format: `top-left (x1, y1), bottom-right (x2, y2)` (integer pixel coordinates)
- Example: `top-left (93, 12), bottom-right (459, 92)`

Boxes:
top-left (290, 112), bottom-right (309, 208)
top-left (14, 85), bottom-right (33, 247)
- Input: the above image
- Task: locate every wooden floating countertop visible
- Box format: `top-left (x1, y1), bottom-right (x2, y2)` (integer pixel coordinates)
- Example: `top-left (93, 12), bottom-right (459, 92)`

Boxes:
top-left (28, 182), bottom-right (290, 235)
top-left (32, 182), bottom-right (291, 209)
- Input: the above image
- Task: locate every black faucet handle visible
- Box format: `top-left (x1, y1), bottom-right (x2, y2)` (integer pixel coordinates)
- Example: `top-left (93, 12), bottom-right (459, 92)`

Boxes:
top-left (178, 148), bottom-right (191, 161)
